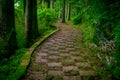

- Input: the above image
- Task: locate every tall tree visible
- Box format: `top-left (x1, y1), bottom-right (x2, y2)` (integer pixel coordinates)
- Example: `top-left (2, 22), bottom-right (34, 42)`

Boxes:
top-left (68, 0), bottom-right (71, 20)
top-left (0, 1), bottom-right (1, 16)
top-left (0, 0), bottom-right (17, 56)
top-left (50, 0), bottom-right (56, 9)
top-left (65, 0), bottom-right (68, 20)
top-left (23, 0), bottom-right (26, 12)
top-left (62, 0), bottom-right (65, 23)
top-left (45, 0), bottom-right (50, 8)
top-left (51, 0), bottom-right (54, 9)
top-left (25, 0), bottom-right (39, 47)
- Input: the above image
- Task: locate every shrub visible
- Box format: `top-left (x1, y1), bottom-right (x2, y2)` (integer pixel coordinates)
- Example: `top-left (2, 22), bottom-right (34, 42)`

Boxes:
top-left (37, 9), bottom-right (57, 35)
top-left (111, 22), bottom-right (120, 79)
top-left (0, 48), bottom-right (27, 80)
top-left (72, 14), bottom-right (82, 25)
top-left (38, 9), bottom-right (57, 26)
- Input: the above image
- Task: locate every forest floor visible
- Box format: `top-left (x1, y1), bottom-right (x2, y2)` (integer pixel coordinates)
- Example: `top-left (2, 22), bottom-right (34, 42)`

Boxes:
top-left (23, 22), bottom-right (98, 80)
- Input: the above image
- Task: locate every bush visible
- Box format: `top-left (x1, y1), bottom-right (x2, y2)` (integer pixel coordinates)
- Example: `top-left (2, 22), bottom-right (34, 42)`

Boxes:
top-left (38, 9), bottom-right (57, 26)
top-left (37, 9), bottom-right (57, 35)
top-left (72, 14), bottom-right (82, 25)
top-left (111, 22), bottom-right (120, 79)
top-left (0, 48), bottom-right (27, 80)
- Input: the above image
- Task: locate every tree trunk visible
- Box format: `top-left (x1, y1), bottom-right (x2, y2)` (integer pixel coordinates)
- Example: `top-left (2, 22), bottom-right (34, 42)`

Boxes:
top-left (0, 0), bottom-right (17, 56)
top-left (0, 0), bottom-right (2, 36)
top-left (0, 2), bottom-right (2, 19)
top-left (25, 0), bottom-right (39, 47)
top-left (51, 0), bottom-right (55, 9)
top-left (41, 0), bottom-right (45, 9)
top-left (33, 0), bottom-right (39, 39)
top-left (62, 0), bottom-right (65, 23)
top-left (23, 0), bottom-right (26, 13)
top-left (46, 0), bottom-right (50, 8)
top-left (68, 0), bottom-right (71, 20)
top-left (65, 0), bottom-right (68, 20)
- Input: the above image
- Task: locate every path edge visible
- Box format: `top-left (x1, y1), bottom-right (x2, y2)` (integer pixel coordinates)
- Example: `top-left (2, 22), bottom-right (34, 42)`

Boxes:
top-left (6, 27), bottom-right (59, 80)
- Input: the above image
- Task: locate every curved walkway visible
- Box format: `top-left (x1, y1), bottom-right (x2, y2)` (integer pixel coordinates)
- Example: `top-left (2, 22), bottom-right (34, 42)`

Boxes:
top-left (23, 23), bottom-right (95, 80)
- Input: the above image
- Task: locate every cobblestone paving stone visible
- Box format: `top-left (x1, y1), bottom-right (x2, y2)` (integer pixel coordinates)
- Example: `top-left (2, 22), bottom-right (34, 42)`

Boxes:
top-left (23, 23), bottom-right (96, 80)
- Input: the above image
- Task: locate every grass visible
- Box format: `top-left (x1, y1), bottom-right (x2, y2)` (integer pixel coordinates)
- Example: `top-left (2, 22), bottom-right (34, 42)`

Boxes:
top-left (79, 23), bottom-right (95, 47)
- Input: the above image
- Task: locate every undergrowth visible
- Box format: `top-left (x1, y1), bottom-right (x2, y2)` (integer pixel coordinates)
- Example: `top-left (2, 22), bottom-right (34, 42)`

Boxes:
top-left (0, 48), bottom-right (27, 80)
top-left (38, 9), bottom-right (57, 36)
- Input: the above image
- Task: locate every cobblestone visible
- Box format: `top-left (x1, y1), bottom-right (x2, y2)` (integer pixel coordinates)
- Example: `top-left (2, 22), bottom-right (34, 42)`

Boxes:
top-left (23, 23), bottom-right (95, 80)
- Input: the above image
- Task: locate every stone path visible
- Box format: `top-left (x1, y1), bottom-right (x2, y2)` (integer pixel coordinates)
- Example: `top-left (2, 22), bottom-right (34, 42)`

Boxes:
top-left (23, 23), bottom-right (96, 80)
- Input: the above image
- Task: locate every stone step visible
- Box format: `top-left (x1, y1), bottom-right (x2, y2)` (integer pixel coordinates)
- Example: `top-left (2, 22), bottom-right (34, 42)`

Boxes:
top-left (48, 62), bottom-right (62, 67)
top-left (48, 71), bottom-right (63, 77)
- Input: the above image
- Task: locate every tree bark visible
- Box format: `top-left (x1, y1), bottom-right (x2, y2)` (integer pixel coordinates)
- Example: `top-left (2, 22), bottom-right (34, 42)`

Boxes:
top-left (25, 0), bottom-right (39, 47)
top-left (62, 0), bottom-right (65, 23)
top-left (23, 0), bottom-right (26, 13)
top-left (45, 0), bottom-right (50, 8)
top-left (0, 0), bottom-right (17, 56)
top-left (65, 0), bottom-right (68, 20)
top-left (0, 2), bottom-right (2, 19)
top-left (33, 0), bottom-right (39, 39)
top-left (51, 0), bottom-right (55, 9)
top-left (68, 0), bottom-right (71, 20)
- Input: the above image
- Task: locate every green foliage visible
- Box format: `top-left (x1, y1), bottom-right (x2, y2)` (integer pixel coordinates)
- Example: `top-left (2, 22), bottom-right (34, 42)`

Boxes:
top-left (115, 22), bottom-right (120, 50)
top-left (38, 9), bottom-right (57, 35)
top-left (54, 0), bottom-right (62, 18)
top-left (0, 0), bottom-right (119, 79)
top-left (79, 23), bottom-right (94, 47)
top-left (72, 14), bottom-right (82, 25)
top-left (14, 0), bottom-right (23, 10)
top-left (15, 11), bottom-right (25, 48)
top-left (97, 1), bottom-right (120, 40)
top-left (14, 0), bottom-right (25, 48)
top-left (38, 9), bottom-right (57, 26)
top-left (0, 0), bottom-right (25, 61)
top-left (0, 48), bottom-right (27, 80)
top-left (71, 0), bottom-right (120, 79)
top-left (71, 0), bottom-right (103, 46)
top-left (110, 22), bottom-right (120, 79)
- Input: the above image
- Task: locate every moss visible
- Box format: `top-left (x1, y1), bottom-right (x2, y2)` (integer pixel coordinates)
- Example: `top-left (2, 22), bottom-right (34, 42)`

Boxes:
top-left (48, 66), bottom-right (62, 71)
top-left (46, 75), bottom-right (63, 80)
top-left (54, 77), bottom-right (63, 80)
top-left (46, 75), bottom-right (54, 80)
top-left (6, 27), bottom-right (59, 80)
top-left (64, 70), bottom-right (79, 76)
top-left (70, 70), bottom-right (79, 76)
top-left (62, 61), bottom-right (75, 66)
top-left (70, 52), bottom-right (81, 56)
